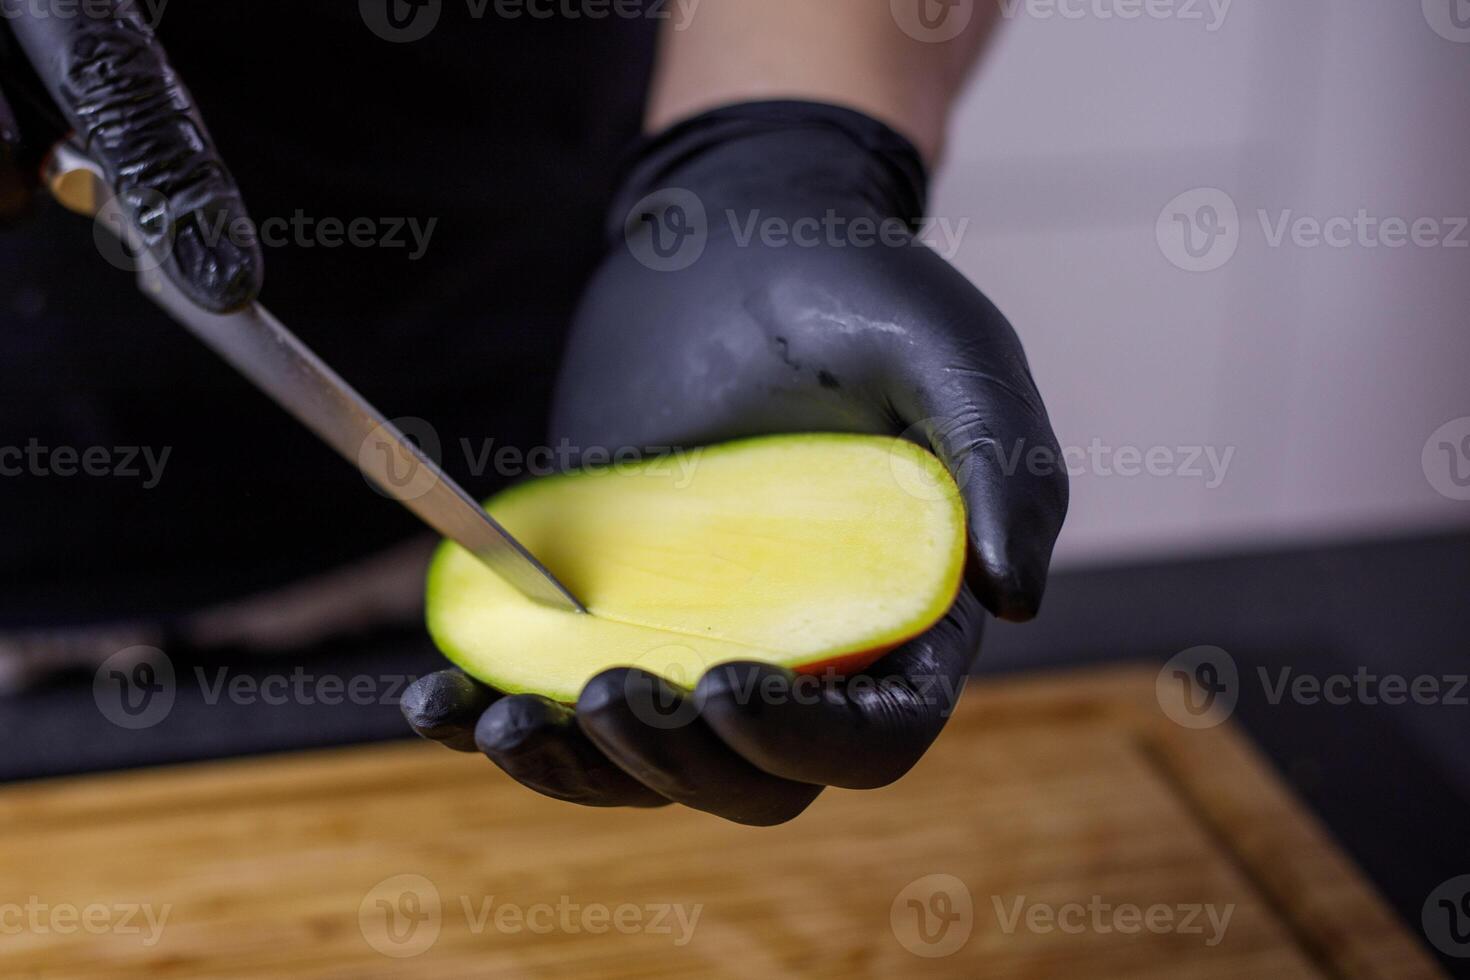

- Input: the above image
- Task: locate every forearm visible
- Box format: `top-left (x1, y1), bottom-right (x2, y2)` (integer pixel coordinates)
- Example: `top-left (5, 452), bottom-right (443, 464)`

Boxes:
top-left (646, 0), bottom-right (1000, 165)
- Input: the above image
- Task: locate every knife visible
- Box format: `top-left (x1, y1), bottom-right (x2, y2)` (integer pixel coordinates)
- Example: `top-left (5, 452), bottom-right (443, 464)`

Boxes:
top-left (44, 141), bottom-right (586, 614)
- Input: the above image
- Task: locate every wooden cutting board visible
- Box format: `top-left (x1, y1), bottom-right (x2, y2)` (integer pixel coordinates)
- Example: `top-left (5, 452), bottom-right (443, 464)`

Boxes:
top-left (0, 666), bottom-right (1441, 979)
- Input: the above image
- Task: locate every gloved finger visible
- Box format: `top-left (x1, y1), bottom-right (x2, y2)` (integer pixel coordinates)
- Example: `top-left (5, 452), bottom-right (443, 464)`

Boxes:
top-left (889, 267), bottom-right (1069, 622)
top-left (7, 5), bottom-right (262, 311)
top-left (577, 667), bottom-right (824, 826)
top-left (475, 693), bottom-right (670, 809)
top-left (697, 588), bottom-right (985, 789)
top-left (401, 669), bottom-right (498, 752)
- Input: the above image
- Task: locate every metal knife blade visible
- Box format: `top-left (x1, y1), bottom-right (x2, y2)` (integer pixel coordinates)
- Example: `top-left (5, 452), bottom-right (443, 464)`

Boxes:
top-left (46, 143), bottom-right (586, 614)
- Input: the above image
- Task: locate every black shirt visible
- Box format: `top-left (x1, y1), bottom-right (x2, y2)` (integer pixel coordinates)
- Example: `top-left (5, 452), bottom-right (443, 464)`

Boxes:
top-left (0, 3), bottom-right (658, 624)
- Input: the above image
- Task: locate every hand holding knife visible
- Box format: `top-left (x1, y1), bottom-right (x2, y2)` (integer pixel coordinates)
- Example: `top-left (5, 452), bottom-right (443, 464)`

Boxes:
top-left (4, 6), bottom-right (582, 609)
top-left (42, 140), bottom-right (586, 614)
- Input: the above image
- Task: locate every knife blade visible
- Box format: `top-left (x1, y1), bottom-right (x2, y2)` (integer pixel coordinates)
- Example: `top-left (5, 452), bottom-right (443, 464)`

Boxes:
top-left (45, 142), bottom-right (586, 614)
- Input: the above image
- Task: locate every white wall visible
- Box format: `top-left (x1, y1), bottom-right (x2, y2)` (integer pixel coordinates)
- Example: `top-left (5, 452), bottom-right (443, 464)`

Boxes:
top-left (933, 0), bottom-right (1470, 566)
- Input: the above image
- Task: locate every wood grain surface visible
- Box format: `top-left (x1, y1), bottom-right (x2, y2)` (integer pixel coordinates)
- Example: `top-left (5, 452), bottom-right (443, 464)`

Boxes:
top-left (0, 666), bottom-right (1443, 979)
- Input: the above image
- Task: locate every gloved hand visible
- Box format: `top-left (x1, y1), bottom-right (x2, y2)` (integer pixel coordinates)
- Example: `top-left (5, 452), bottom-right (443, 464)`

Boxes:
top-left (0, 3), bottom-right (260, 311)
top-left (403, 101), bottom-right (1068, 825)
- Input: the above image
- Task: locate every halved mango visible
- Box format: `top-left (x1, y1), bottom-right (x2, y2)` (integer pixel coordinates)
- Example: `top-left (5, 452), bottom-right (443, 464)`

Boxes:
top-left (426, 434), bottom-right (965, 703)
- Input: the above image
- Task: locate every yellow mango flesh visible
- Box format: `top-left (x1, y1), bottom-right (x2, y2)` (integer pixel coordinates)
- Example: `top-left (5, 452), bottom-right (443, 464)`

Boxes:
top-left (426, 434), bottom-right (965, 703)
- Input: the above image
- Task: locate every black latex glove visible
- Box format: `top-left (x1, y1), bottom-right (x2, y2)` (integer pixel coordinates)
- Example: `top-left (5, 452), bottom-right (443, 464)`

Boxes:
top-left (0, 3), bottom-right (260, 311)
top-left (403, 102), bottom-right (1068, 825)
